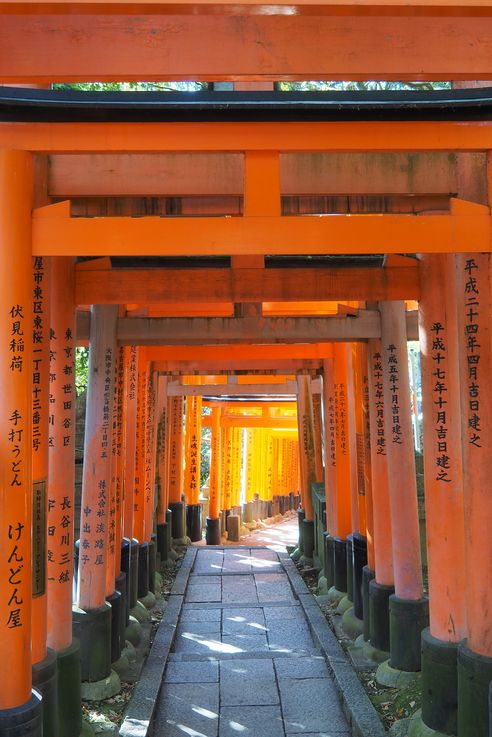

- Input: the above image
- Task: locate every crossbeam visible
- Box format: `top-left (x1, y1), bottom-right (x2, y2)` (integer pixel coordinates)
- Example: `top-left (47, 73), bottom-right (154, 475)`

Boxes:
top-left (1, 14), bottom-right (491, 84)
top-left (75, 264), bottom-right (420, 305)
top-left (34, 199), bottom-right (490, 257)
top-left (4, 121), bottom-right (492, 153)
top-left (76, 310), bottom-right (419, 344)
top-left (152, 360), bottom-right (322, 373)
top-left (166, 379), bottom-right (321, 395)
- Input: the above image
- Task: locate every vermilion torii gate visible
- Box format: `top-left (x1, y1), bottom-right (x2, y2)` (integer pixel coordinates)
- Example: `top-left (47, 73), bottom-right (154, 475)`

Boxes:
top-left (1, 7), bottom-right (492, 736)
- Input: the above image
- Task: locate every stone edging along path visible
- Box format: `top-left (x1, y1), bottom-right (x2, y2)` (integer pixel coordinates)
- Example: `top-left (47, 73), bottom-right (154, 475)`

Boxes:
top-left (119, 546), bottom-right (386, 737)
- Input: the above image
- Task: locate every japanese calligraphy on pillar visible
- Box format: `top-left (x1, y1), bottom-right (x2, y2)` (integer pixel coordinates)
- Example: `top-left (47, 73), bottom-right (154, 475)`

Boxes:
top-left (372, 351), bottom-right (386, 456)
top-left (429, 321), bottom-right (452, 482)
top-left (386, 345), bottom-right (403, 445)
top-left (461, 258), bottom-right (483, 451)
top-left (335, 382), bottom-right (348, 456)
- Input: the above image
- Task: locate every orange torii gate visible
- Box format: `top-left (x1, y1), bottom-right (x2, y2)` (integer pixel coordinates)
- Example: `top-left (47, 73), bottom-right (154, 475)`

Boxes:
top-left (2, 13), bottom-right (492, 736)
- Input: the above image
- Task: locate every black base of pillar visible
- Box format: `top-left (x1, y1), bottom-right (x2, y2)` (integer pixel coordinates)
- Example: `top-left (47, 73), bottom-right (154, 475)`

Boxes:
top-left (129, 539), bottom-right (139, 609)
top-left (0, 692), bottom-right (42, 737)
top-left (137, 542), bottom-right (149, 599)
top-left (421, 628), bottom-right (458, 735)
top-left (346, 534), bottom-right (354, 602)
top-left (324, 534), bottom-right (335, 589)
top-left (156, 522), bottom-right (167, 561)
top-left (333, 537), bottom-right (347, 593)
top-left (120, 538), bottom-right (131, 622)
top-left (186, 504), bottom-right (202, 542)
top-left (458, 640), bottom-right (492, 737)
top-left (115, 572), bottom-right (128, 649)
top-left (302, 519), bottom-right (315, 563)
top-left (72, 602), bottom-right (112, 682)
top-left (206, 517), bottom-right (221, 545)
top-left (267, 501), bottom-right (273, 517)
top-left (169, 501), bottom-right (185, 540)
top-left (297, 508), bottom-right (305, 553)
top-left (148, 538), bottom-right (156, 594)
top-left (389, 594), bottom-right (429, 672)
top-left (57, 640), bottom-right (82, 737)
top-left (289, 492), bottom-right (295, 510)
top-left (165, 509), bottom-right (174, 556)
top-left (32, 647), bottom-right (58, 737)
top-left (106, 590), bottom-right (122, 663)
top-left (362, 566), bottom-right (375, 642)
top-left (352, 532), bottom-right (368, 620)
top-left (369, 579), bottom-right (394, 653)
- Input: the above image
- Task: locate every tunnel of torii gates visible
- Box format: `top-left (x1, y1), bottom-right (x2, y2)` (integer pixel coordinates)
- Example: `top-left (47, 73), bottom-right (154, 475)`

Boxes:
top-left (4, 66), bottom-right (492, 737)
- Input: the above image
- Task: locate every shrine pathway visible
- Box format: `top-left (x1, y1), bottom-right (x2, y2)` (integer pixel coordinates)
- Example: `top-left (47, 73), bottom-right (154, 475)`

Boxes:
top-left (152, 545), bottom-right (352, 737)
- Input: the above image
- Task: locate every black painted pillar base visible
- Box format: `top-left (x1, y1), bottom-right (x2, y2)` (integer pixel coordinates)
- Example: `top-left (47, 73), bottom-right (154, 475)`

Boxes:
top-left (267, 501), bottom-right (273, 518)
top-left (421, 628), bottom-right (458, 735)
top-left (129, 539), bottom-right (139, 609)
top-left (324, 533), bottom-right (335, 589)
top-left (169, 501), bottom-right (185, 540)
top-left (362, 566), bottom-right (375, 642)
top-left (369, 579), bottom-right (394, 653)
top-left (137, 542), bottom-right (149, 599)
top-left (148, 538), bottom-right (156, 594)
top-left (156, 522), bottom-right (167, 561)
top-left (289, 492), bottom-right (295, 510)
top-left (120, 538), bottom-right (131, 622)
top-left (333, 537), bottom-right (348, 594)
top-left (346, 534), bottom-right (354, 603)
top-left (57, 640), bottom-right (82, 737)
top-left (114, 572), bottom-right (127, 650)
top-left (458, 640), bottom-right (492, 737)
top-left (72, 603), bottom-right (112, 682)
top-left (32, 647), bottom-right (58, 737)
top-left (290, 508), bottom-right (305, 561)
top-left (0, 691), bottom-right (42, 737)
top-left (300, 519), bottom-right (315, 565)
top-left (186, 504), bottom-right (202, 542)
top-left (106, 590), bottom-right (122, 664)
top-left (166, 509), bottom-right (178, 560)
top-left (352, 532), bottom-right (368, 620)
top-left (206, 517), bottom-right (221, 545)
top-left (389, 594), bottom-right (429, 672)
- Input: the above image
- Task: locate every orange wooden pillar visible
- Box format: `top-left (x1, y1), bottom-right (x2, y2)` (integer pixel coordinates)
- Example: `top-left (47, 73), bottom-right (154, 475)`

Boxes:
top-left (418, 253), bottom-right (466, 734)
top-left (104, 348), bottom-right (124, 665)
top-left (122, 346), bottom-right (139, 610)
top-left (320, 357), bottom-right (337, 592)
top-left (133, 350), bottom-right (151, 600)
top-left (295, 374), bottom-right (316, 565)
top-left (232, 427), bottom-right (242, 509)
top-left (155, 376), bottom-right (171, 561)
top-left (312, 391), bottom-right (324, 485)
top-left (167, 395), bottom-right (185, 542)
top-left (144, 370), bottom-right (158, 595)
top-left (351, 343), bottom-right (371, 627)
top-left (47, 257), bottom-right (83, 737)
top-left (0, 149), bottom-right (42, 732)
top-left (29, 254), bottom-right (58, 737)
top-left (74, 304), bottom-right (120, 693)
top-left (454, 253), bottom-right (492, 737)
top-left (184, 396), bottom-right (202, 542)
top-left (367, 338), bottom-right (394, 654)
top-left (378, 301), bottom-right (428, 679)
top-left (331, 344), bottom-right (354, 595)
top-left (206, 407), bottom-right (222, 545)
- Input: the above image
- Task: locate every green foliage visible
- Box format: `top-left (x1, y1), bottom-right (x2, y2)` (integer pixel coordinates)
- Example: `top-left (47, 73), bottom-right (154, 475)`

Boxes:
top-left (53, 81), bottom-right (209, 92)
top-left (75, 346), bottom-right (89, 396)
top-left (278, 81), bottom-right (451, 91)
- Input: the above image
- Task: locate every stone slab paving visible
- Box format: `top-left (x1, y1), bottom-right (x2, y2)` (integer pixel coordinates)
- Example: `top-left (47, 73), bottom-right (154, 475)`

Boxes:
top-left (153, 547), bottom-right (352, 737)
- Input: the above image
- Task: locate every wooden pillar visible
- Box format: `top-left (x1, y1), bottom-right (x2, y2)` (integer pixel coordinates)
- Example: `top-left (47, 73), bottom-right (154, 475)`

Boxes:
top-left (379, 301), bottom-right (428, 676)
top-left (321, 357), bottom-right (337, 590)
top-left (0, 150), bottom-right (43, 730)
top-left (74, 304), bottom-right (119, 687)
top-left (245, 429), bottom-right (255, 503)
top-left (206, 407), bottom-right (222, 544)
top-left (232, 427), bottom-right (242, 508)
top-left (418, 253), bottom-right (466, 734)
top-left (296, 374), bottom-right (316, 564)
top-left (312, 390), bottom-right (324, 484)
top-left (155, 376), bottom-right (170, 558)
top-left (184, 396), bottom-right (202, 542)
top-left (123, 347), bottom-right (138, 542)
top-left (133, 355), bottom-right (147, 547)
top-left (351, 343), bottom-right (371, 624)
top-left (455, 252), bottom-right (492, 737)
top-left (31, 255), bottom-right (51, 690)
top-left (367, 338), bottom-right (394, 654)
top-left (167, 395), bottom-right (185, 542)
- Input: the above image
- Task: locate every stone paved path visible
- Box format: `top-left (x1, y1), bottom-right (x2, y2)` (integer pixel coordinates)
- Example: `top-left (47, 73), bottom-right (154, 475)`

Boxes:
top-left (153, 547), bottom-right (352, 737)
